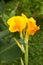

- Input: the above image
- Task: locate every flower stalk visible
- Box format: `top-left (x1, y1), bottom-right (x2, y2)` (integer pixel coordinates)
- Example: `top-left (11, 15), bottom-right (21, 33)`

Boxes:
top-left (25, 38), bottom-right (28, 65)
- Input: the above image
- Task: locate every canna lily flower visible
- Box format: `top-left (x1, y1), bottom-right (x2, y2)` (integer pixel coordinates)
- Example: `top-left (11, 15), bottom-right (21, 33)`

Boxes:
top-left (25, 17), bottom-right (40, 42)
top-left (7, 16), bottom-right (27, 34)
top-left (7, 13), bottom-right (40, 39)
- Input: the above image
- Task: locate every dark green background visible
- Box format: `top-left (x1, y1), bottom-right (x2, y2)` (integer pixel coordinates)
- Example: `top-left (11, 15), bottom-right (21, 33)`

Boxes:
top-left (0, 0), bottom-right (43, 65)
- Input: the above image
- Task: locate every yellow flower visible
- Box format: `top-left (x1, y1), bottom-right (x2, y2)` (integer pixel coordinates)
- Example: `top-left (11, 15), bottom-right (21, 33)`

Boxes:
top-left (7, 16), bottom-right (27, 34)
top-left (26, 17), bottom-right (40, 36)
top-left (7, 13), bottom-right (40, 38)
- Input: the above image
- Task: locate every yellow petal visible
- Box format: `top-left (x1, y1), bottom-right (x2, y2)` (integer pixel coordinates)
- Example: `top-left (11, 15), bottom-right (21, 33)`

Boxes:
top-left (7, 16), bottom-right (15, 26)
top-left (28, 17), bottom-right (36, 24)
top-left (7, 16), bottom-right (27, 33)
top-left (27, 17), bottom-right (40, 35)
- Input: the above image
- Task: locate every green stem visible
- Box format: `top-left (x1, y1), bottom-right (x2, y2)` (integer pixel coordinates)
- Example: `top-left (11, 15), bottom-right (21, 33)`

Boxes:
top-left (21, 58), bottom-right (24, 65)
top-left (13, 37), bottom-right (25, 54)
top-left (25, 41), bottom-right (28, 65)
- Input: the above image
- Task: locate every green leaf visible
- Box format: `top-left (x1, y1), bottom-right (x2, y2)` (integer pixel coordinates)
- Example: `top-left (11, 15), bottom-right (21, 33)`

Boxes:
top-left (0, 30), bottom-right (11, 39)
top-left (0, 38), bottom-right (23, 62)
top-left (2, 14), bottom-right (9, 26)
top-left (10, 10), bottom-right (15, 17)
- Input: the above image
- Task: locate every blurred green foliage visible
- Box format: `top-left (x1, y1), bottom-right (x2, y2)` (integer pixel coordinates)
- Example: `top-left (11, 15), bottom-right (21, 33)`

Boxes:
top-left (0, 0), bottom-right (43, 65)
